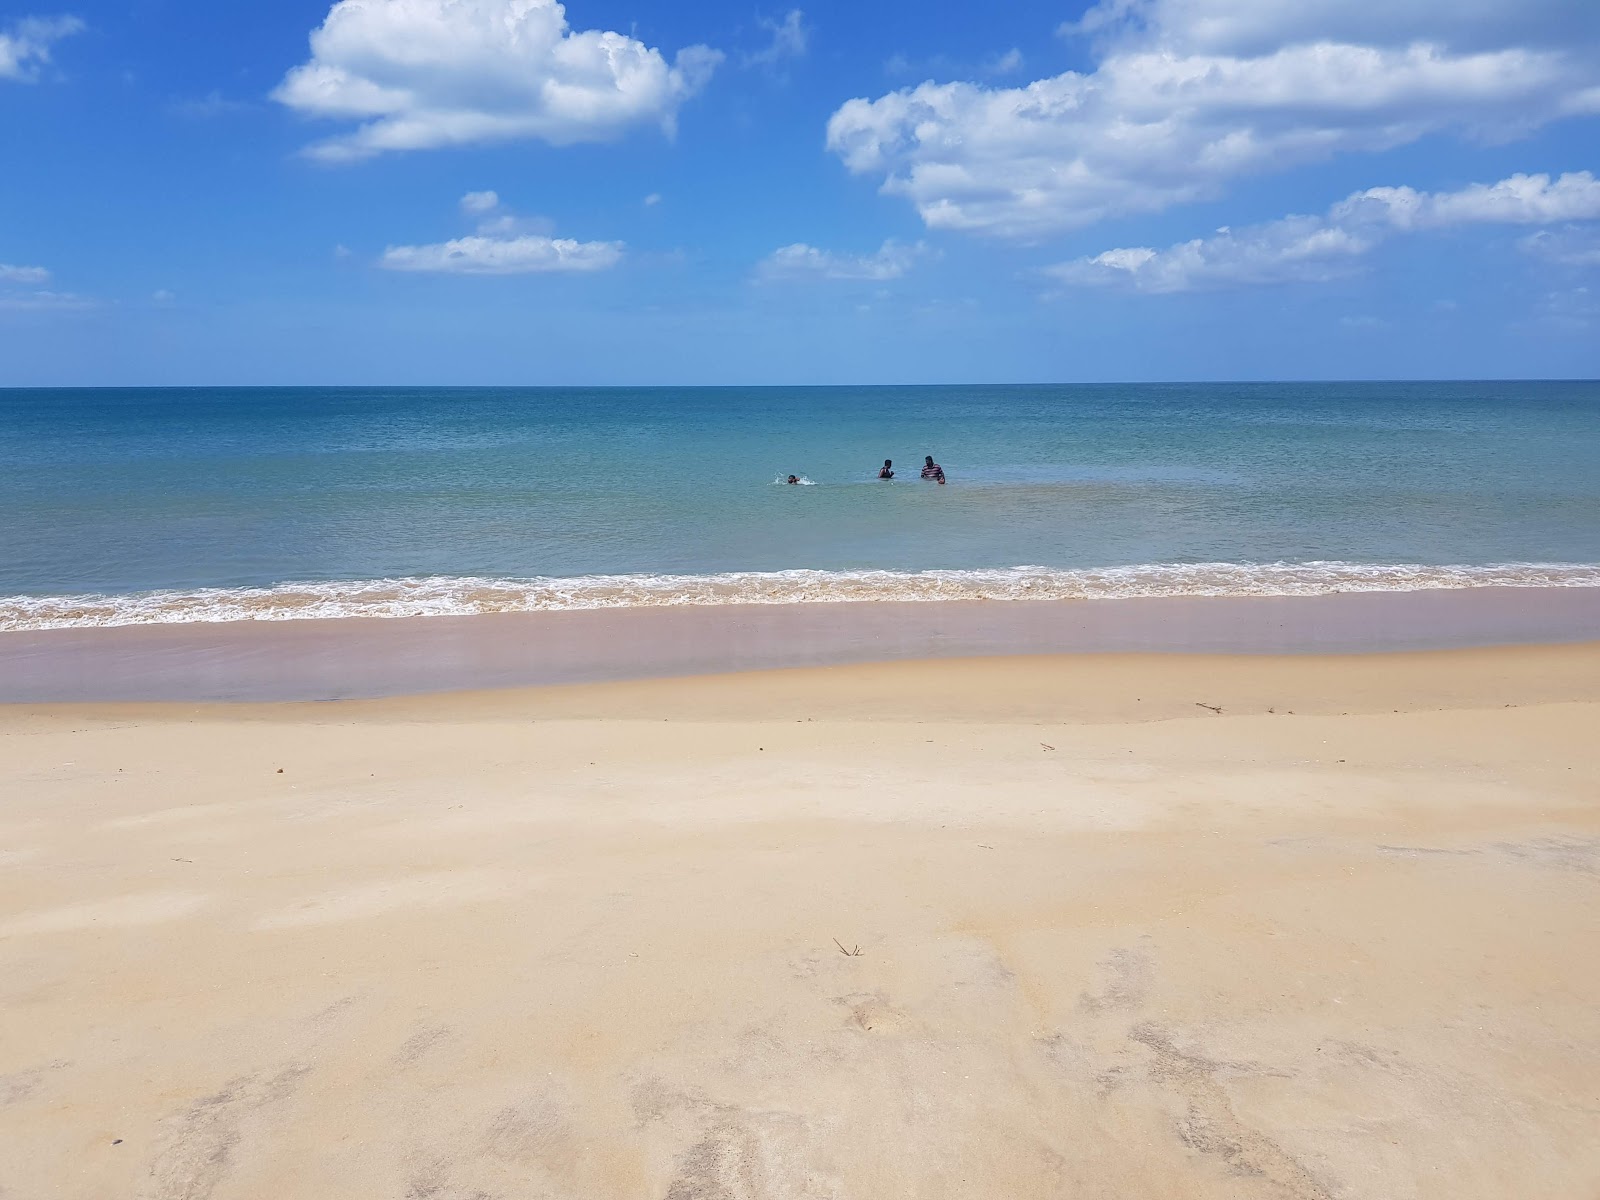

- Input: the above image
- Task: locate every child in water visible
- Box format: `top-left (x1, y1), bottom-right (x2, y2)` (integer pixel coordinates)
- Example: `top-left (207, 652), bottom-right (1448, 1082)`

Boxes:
top-left (878, 459), bottom-right (894, 479)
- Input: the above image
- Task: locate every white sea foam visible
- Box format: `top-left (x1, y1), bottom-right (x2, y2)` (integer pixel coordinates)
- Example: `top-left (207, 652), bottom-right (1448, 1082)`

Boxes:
top-left (3, 562), bottom-right (1598, 632)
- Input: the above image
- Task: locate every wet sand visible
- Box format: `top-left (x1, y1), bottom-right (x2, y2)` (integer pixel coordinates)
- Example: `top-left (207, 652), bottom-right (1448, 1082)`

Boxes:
top-left (4, 583), bottom-right (1600, 702)
top-left (2, 646), bottom-right (1598, 1198)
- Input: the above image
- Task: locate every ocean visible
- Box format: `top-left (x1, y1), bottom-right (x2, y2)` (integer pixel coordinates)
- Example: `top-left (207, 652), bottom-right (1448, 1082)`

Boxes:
top-left (2, 382), bottom-right (1598, 631)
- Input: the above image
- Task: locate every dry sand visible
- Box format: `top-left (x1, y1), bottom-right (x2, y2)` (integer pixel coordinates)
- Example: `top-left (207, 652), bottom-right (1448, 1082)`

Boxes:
top-left (2, 646), bottom-right (1598, 1199)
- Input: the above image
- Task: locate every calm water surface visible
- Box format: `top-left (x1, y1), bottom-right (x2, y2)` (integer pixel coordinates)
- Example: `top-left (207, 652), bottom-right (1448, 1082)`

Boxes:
top-left (2, 382), bottom-right (1597, 627)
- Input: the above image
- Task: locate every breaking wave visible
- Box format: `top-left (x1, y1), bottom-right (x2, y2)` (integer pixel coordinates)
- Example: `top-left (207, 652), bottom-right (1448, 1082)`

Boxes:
top-left (3, 561), bottom-right (1598, 632)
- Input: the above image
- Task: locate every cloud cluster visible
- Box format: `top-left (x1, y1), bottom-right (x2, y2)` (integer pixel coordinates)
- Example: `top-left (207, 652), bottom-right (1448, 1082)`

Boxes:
top-left (1334, 171), bottom-right (1600, 229)
top-left (380, 191), bottom-right (622, 274)
top-left (0, 15), bottom-right (84, 82)
top-left (827, 0), bottom-right (1600, 237)
top-left (0, 259), bottom-right (101, 311)
top-left (274, 0), bottom-right (722, 161)
top-left (1048, 172), bottom-right (1600, 292)
top-left (758, 239), bottom-right (929, 281)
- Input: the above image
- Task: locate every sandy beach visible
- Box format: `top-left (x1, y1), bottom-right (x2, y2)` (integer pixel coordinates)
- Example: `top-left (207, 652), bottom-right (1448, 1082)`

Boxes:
top-left (3, 644), bottom-right (1598, 1199)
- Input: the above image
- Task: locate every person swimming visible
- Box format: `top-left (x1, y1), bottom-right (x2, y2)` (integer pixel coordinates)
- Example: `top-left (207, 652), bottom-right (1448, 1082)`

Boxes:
top-left (920, 455), bottom-right (946, 484)
top-left (786, 475), bottom-right (800, 485)
top-left (878, 459), bottom-right (894, 479)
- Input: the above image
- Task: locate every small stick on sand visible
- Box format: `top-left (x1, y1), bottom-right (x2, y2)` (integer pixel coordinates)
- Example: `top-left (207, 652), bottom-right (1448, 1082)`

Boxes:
top-left (833, 938), bottom-right (864, 957)
top-left (1196, 702), bottom-right (1223, 715)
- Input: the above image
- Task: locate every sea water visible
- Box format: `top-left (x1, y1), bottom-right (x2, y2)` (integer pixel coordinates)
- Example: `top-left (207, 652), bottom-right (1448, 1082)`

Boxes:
top-left (2, 382), bottom-right (1597, 630)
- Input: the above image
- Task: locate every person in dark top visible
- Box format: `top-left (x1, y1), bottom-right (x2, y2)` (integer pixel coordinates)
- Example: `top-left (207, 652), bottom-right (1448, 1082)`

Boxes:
top-left (920, 455), bottom-right (946, 484)
top-left (878, 459), bottom-right (895, 479)
top-left (786, 475), bottom-right (801, 485)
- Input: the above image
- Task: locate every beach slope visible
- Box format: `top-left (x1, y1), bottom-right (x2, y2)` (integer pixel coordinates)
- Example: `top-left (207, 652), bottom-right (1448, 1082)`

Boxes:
top-left (2, 647), bottom-right (1597, 1198)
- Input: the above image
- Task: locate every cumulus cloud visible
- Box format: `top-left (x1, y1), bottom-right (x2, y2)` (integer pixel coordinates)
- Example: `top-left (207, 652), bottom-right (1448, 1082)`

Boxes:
top-left (1049, 171), bottom-right (1600, 292)
top-left (274, 0), bottom-right (723, 161)
top-left (0, 15), bottom-right (84, 82)
top-left (758, 239), bottom-right (930, 281)
top-left (1052, 221), bottom-right (1376, 292)
top-left (0, 263), bottom-right (51, 284)
top-left (828, 0), bottom-right (1600, 237)
top-left (744, 9), bottom-right (808, 68)
top-left (381, 192), bottom-right (621, 274)
top-left (1333, 171), bottom-right (1600, 229)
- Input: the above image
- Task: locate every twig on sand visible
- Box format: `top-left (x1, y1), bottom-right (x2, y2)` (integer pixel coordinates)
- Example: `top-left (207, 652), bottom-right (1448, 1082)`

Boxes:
top-left (833, 938), bottom-right (864, 957)
top-left (1040, 742), bottom-right (1056, 751)
top-left (1196, 702), bottom-right (1223, 715)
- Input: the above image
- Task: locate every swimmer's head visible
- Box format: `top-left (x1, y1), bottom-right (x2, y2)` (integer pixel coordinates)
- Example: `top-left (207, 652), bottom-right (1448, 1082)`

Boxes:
top-left (787, 475), bottom-right (799, 484)
top-left (884, 459), bottom-right (892, 467)
top-left (925, 455), bottom-right (935, 466)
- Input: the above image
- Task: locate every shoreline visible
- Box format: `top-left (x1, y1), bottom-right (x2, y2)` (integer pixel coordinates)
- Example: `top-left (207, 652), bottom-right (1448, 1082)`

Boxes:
top-left (2, 584), bottom-right (1598, 703)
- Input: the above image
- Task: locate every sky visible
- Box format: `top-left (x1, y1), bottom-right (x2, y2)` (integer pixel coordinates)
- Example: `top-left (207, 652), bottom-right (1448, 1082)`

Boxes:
top-left (2, 0), bottom-right (1598, 385)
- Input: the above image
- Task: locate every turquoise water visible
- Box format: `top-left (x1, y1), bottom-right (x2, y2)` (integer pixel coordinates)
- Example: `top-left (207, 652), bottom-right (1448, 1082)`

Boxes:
top-left (2, 382), bottom-right (1598, 628)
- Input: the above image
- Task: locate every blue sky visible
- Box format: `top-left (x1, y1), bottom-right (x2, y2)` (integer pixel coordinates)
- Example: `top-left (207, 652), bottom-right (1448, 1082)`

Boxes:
top-left (2, 0), bottom-right (1598, 385)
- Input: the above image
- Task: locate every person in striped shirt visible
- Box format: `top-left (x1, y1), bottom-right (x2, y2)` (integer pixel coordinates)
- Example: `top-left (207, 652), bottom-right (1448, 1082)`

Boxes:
top-left (920, 455), bottom-right (946, 484)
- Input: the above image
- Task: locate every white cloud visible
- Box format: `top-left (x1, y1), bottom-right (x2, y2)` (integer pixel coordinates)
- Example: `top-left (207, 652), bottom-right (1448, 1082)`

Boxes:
top-left (382, 194), bottom-right (620, 274)
top-left (0, 263), bottom-right (50, 284)
top-left (643, 192), bottom-right (662, 207)
top-left (0, 258), bottom-right (98, 311)
top-left (0, 289), bottom-right (95, 311)
top-left (1049, 171), bottom-right (1600, 292)
top-left (1052, 221), bottom-right (1375, 292)
top-left (744, 9), bottom-right (808, 68)
top-left (0, 15), bottom-right (84, 82)
top-left (151, 289), bottom-right (176, 303)
top-left (985, 48), bottom-right (1025, 75)
top-left (274, 0), bottom-right (723, 161)
top-left (828, 0), bottom-right (1600, 237)
top-left (1520, 226), bottom-right (1600, 267)
top-left (381, 235), bottom-right (621, 274)
top-left (758, 239), bottom-right (930, 281)
top-left (471, 208), bottom-right (555, 237)
top-left (1333, 171), bottom-right (1600, 229)
top-left (1062, 0), bottom-right (1599, 58)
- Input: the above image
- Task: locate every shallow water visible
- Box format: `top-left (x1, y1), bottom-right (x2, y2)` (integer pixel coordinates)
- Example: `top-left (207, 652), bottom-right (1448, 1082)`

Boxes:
top-left (2, 382), bottom-right (1597, 629)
